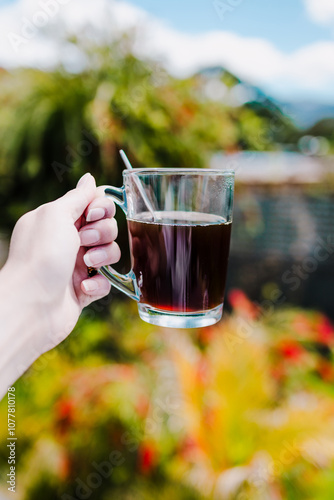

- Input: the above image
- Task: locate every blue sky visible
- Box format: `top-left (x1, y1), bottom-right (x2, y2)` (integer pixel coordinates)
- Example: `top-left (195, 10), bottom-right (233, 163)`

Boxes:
top-left (1, 0), bottom-right (334, 103)
top-left (127, 0), bottom-right (332, 53)
top-left (125, 0), bottom-right (334, 102)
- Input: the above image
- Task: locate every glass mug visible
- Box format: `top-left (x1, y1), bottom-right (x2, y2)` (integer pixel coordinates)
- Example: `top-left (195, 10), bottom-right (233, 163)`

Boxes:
top-left (99, 168), bottom-right (234, 328)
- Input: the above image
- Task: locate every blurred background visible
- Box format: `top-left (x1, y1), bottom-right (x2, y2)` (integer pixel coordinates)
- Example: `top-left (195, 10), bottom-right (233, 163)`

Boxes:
top-left (0, 0), bottom-right (334, 498)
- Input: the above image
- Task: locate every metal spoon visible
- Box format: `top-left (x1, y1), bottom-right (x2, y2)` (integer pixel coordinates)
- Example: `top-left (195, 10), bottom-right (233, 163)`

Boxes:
top-left (119, 150), bottom-right (157, 221)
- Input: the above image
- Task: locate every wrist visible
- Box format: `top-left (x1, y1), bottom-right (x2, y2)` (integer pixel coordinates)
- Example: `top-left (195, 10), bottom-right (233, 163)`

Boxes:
top-left (1, 259), bottom-right (45, 321)
top-left (0, 261), bottom-right (48, 392)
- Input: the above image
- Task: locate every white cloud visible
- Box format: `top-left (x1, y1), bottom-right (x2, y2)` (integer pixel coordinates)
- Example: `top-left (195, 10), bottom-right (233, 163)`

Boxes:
top-left (134, 26), bottom-right (285, 83)
top-left (133, 19), bottom-right (334, 101)
top-left (0, 0), bottom-right (145, 70)
top-left (304, 0), bottom-right (334, 25)
top-left (0, 0), bottom-right (334, 101)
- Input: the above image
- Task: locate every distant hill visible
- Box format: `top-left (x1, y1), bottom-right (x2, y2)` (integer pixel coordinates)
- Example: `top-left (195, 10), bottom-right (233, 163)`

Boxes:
top-left (278, 101), bottom-right (334, 129)
top-left (197, 66), bottom-right (334, 130)
top-left (305, 118), bottom-right (334, 137)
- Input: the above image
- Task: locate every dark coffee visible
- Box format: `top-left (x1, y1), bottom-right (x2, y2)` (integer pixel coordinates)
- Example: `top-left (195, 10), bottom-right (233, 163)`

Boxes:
top-left (128, 211), bottom-right (232, 313)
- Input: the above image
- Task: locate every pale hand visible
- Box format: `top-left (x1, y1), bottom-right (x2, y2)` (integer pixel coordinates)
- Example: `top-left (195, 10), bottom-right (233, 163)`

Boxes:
top-left (0, 174), bottom-right (120, 397)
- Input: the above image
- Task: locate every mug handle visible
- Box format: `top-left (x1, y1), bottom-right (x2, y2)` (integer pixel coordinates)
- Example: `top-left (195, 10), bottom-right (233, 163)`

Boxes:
top-left (97, 186), bottom-right (140, 301)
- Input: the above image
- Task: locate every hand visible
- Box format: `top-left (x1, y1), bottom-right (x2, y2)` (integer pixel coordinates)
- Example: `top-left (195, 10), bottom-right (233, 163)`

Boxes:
top-left (2, 173), bottom-right (120, 355)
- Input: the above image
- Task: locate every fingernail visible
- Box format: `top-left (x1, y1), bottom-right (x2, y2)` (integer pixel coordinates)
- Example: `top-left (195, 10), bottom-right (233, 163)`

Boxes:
top-left (82, 279), bottom-right (99, 292)
top-left (84, 249), bottom-right (108, 267)
top-left (79, 229), bottom-right (100, 246)
top-left (86, 208), bottom-right (105, 222)
top-left (77, 173), bottom-right (92, 188)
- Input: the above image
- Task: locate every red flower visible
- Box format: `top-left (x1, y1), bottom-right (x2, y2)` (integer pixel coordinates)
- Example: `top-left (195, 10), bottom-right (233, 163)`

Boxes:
top-left (55, 398), bottom-right (74, 435)
top-left (57, 399), bottom-right (73, 419)
top-left (317, 317), bottom-right (334, 344)
top-left (179, 436), bottom-right (198, 460)
top-left (138, 443), bottom-right (156, 475)
top-left (279, 341), bottom-right (304, 361)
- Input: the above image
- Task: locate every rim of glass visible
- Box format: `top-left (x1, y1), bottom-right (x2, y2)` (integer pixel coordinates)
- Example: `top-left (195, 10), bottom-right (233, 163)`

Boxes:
top-left (123, 168), bottom-right (235, 176)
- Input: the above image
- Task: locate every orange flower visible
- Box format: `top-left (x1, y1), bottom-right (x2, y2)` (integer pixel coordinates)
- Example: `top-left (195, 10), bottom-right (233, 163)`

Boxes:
top-left (59, 452), bottom-right (71, 480)
top-left (198, 325), bottom-right (217, 346)
top-left (135, 394), bottom-right (150, 418)
top-left (196, 358), bottom-right (209, 385)
top-left (317, 361), bottom-right (334, 382)
top-left (203, 406), bottom-right (216, 429)
top-left (271, 362), bottom-right (286, 382)
top-left (228, 289), bottom-right (259, 320)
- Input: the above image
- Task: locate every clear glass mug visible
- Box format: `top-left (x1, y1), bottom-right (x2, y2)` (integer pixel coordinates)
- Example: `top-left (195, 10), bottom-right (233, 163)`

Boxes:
top-left (99, 168), bottom-right (234, 328)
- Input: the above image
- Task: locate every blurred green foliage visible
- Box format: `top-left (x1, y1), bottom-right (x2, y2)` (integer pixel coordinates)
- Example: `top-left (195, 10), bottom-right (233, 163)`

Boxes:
top-left (0, 39), bottom-right (298, 231)
top-left (1, 296), bottom-right (334, 499)
top-left (1, 39), bottom-right (333, 500)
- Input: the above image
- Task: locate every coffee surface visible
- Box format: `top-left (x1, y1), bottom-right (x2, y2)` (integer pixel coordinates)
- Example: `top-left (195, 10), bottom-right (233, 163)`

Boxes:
top-left (128, 211), bottom-right (232, 312)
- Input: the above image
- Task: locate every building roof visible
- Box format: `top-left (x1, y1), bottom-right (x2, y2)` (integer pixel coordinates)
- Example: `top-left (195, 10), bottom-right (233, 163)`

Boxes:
top-left (210, 151), bottom-right (333, 184)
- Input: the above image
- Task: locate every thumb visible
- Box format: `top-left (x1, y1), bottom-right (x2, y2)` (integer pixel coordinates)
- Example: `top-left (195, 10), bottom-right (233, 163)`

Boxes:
top-left (59, 173), bottom-right (97, 221)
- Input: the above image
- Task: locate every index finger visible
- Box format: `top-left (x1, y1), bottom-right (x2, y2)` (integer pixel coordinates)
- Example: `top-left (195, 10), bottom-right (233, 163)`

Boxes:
top-left (85, 188), bottom-right (116, 222)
